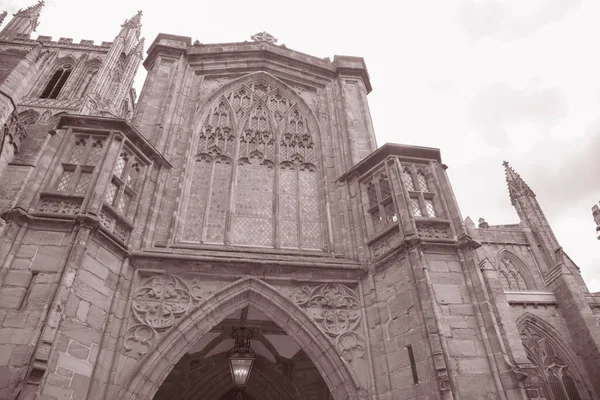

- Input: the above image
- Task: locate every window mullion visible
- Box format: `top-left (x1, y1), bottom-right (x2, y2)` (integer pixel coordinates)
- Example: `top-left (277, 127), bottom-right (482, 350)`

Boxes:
top-left (70, 166), bottom-right (83, 192)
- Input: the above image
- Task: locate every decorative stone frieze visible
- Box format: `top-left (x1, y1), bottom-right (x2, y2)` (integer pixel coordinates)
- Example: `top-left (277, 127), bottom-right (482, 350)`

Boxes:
top-left (416, 221), bottom-right (452, 240)
top-left (292, 283), bottom-right (366, 362)
top-left (37, 195), bottom-right (82, 215)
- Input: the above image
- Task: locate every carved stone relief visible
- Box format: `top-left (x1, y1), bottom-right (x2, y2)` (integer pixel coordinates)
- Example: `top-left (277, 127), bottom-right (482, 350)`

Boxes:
top-left (369, 229), bottom-right (401, 259)
top-left (124, 274), bottom-right (205, 358)
top-left (292, 283), bottom-right (366, 362)
top-left (416, 222), bottom-right (451, 240)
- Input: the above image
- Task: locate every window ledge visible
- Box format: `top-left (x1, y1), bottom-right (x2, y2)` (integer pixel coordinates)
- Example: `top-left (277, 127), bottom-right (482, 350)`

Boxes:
top-left (367, 223), bottom-right (400, 245)
top-left (505, 291), bottom-right (556, 305)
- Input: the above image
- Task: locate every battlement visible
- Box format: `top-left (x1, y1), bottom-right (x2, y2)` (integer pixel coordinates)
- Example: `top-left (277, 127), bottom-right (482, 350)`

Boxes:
top-left (6, 33), bottom-right (112, 50)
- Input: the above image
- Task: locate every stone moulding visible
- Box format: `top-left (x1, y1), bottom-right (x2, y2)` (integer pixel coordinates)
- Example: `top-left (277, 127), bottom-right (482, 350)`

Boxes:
top-left (292, 283), bottom-right (366, 362)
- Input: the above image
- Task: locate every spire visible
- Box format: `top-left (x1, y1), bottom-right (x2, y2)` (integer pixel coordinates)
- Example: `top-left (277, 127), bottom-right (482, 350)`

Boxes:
top-left (0, 11), bottom-right (7, 26)
top-left (0, 1), bottom-right (44, 39)
top-left (122, 10), bottom-right (142, 30)
top-left (133, 37), bottom-right (145, 56)
top-left (14, 0), bottom-right (44, 27)
top-left (503, 161), bottom-right (535, 206)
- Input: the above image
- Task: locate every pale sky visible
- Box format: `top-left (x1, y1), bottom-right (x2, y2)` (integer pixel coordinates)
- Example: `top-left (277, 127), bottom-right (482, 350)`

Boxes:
top-left (2, 0), bottom-right (600, 290)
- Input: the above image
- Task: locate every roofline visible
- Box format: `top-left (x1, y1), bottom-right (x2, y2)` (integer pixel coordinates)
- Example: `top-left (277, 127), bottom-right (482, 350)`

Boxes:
top-left (337, 143), bottom-right (443, 182)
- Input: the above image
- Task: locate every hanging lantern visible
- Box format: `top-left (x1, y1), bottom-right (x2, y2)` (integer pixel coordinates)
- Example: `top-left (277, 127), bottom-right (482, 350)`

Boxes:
top-left (228, 327), bottom-right (255, 389)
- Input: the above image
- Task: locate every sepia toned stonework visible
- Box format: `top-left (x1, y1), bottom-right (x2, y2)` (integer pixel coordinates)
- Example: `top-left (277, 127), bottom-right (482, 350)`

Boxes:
top-left (0, 3), bottom-right (599, 400)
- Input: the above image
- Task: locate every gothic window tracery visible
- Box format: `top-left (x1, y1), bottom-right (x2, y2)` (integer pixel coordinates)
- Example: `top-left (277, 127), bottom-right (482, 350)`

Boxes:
top-left (498, 257), bottom-right (528, 291)
top-left (105, 148), bottom-right (145, 217)
top-left (183, 81), bottom-right (321, 249)
top-left (402, 164), bottom-right (438, 218)
top-left (56, 134), bottom-right (105, 195)
top-left (40, 64), bottom-right (73, 99)
top-left (521, 326), bottom-right (584, 400)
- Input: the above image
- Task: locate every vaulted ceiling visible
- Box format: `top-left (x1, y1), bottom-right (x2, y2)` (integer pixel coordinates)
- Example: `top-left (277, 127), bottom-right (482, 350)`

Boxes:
top-left (152, 306), bottom-right (332, 400)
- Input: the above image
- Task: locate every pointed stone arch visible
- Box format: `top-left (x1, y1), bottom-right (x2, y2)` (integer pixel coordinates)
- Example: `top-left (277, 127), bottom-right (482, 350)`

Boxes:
top-left (117, 276), bottom-right (362, 400)
top-left (516, 313), bottom-right (593, 400)
top-left (73, 58), bottom-right (102, 98)
top-left (37, 55), bottom-right (77, 99)
top-left (495, 249), bottom-right (537, 291)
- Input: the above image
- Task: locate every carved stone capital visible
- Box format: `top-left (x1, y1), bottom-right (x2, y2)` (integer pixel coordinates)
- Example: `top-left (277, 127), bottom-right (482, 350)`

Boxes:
top-left (457, 234), bottom-right (481, 250)
top-left (401, 234), bottom-right (424, 251)
top-left (74, 214), bottom-right (101, 232)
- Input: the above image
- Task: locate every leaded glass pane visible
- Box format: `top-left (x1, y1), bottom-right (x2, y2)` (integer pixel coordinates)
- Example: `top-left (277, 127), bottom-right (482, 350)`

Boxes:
top-left (69, 136), bottom-right (87, 164)
top-left (299, 168), bottom-right (320, 249)
top-left (279, 165), bottom-right (298, 248)
top-left (410, 198), bottom-right (422, 217)
top-left (87, 138), bottom-right (105, 165)
top-left (105, 181), bottom-right (118, 204)
top-left (115, 153), bottom-right (128, 178)
top-left (379, 175), bottom-right (392, 199)
top-left (425, 199), bottom-right (436, 217)
top-left (117, 191), bottom-right (132, 214)
top-left (231, 160), bottom-right (274, 247)
top-left (367, 182), bottom-right (378, 208)
top-left (205, 160), bottom-right (231, 244)
top-left (57, 171), bottom-right (73, 191)
top-left (181, 158), bottom-right (212, 242)
top-left (402, 169), bottom-right (414, 191)
top-left (417, 172), bottom-right (428, 192)
top-left (74, 172), bottom-right (92, 194)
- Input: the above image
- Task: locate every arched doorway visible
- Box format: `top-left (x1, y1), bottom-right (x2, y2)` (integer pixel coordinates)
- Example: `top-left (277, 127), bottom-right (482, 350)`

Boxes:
top-left (152, 305), bottom-right (333, 400)
top-left (118, 277), bottom-right (361, 400)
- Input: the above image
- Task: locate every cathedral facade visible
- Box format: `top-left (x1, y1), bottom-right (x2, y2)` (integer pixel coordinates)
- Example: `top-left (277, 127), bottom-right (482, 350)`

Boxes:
top-left (0, 3), bottom-right (599, 400)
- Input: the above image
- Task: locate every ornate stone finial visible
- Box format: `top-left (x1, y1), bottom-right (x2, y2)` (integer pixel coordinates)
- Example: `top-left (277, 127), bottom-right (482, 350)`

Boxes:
top-left (478, 217), bottom-right (489, 228)
top-left (133, 37), bottom-right (145, 55)
top-left (122, 10), bottom-right (143, 29)
top-left (0, 11), bottom-right (7, 26)
top-left (503, 161), bottom-right (535, 206)
top-left (15, 1), bottom-right (44, 16)
top-left (251, 31), bottom-right (277, 44)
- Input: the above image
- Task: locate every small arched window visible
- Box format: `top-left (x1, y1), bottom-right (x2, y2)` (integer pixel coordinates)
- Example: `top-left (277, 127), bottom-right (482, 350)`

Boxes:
top-left (40, 66), bottom-right (72, 99)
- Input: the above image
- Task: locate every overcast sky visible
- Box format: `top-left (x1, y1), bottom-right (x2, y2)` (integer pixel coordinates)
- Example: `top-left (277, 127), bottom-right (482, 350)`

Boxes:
top-left (2, 0), bottom-right (600, 290)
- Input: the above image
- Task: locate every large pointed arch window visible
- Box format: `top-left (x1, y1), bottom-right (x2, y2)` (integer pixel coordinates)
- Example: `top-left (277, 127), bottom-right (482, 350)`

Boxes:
top-left (182, 81), bottom-right (321, 250)
top-left (498, 256), bottom-right (529, 291)
top-left (40, 65), bottom-right (73, 99)
top-left (521, 326), bottom-right (584, 400)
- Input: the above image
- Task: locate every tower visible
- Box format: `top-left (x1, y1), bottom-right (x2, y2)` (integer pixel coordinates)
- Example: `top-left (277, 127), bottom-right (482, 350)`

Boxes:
top-left (80, 11), bottom-right (144, 117)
